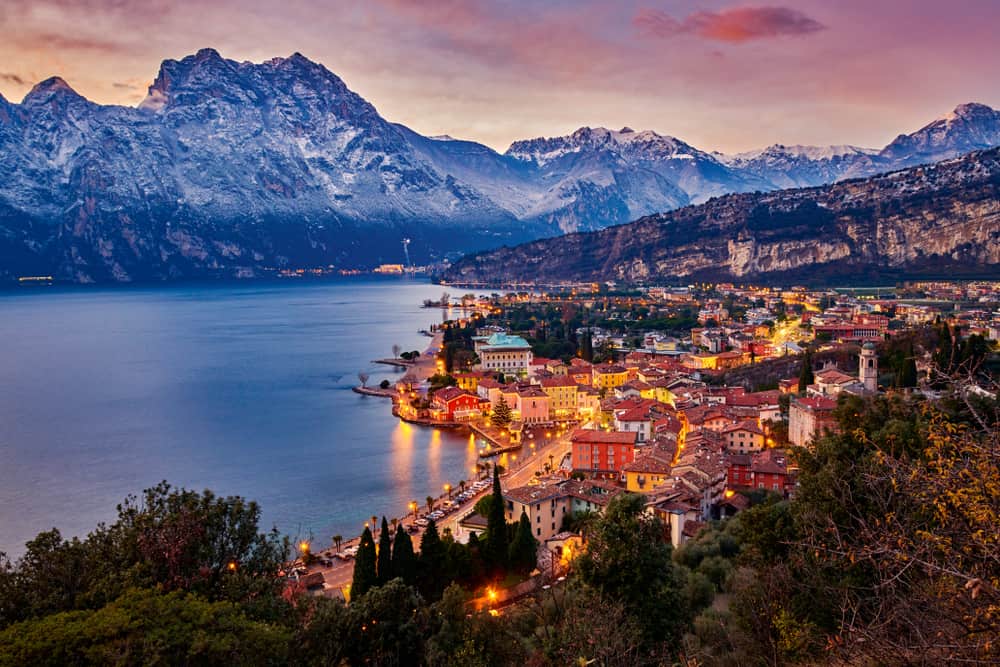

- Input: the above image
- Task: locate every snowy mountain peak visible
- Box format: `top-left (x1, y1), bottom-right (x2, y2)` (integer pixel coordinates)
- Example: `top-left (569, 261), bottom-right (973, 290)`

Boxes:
top-left (22, 77), bottom-right (84, 105)
top-left (945, 102), bottom-right (995, 121)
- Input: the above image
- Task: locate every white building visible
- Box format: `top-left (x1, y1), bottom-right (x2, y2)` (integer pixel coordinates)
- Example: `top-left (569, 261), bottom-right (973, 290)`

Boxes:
top-left (477, 333), bottom-right (533, 376)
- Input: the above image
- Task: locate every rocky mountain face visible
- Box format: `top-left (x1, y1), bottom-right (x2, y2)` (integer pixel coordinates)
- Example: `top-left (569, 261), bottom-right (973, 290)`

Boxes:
top-left (443, 147), bottom-right (1000, 285)
top-left (0, 48), bottom-right (998, 282)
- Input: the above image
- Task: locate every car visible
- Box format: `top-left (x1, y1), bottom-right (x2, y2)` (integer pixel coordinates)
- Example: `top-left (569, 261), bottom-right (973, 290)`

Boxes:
top-left (415, 518), bottom-right (429, 527)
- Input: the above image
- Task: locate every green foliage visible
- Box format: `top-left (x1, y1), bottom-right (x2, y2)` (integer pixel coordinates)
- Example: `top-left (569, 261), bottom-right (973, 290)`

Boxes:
top-left (351, 527), bottom-right (377, 598)
top-left (0, 588), bottom-right (291, 667)
top-left (390, 524), bottom-right (417, 586)
top-left (486, 466), bottom-right (509, 572)
top-left (507, 511), bottom-right (538, 574)
top-left (491, 396), bottom-right (512, 428)
top-left (377, 517), bottom-right (392, 585)
top-left (797, 350), bottom-right (814, 392)
top-left (575, 494), bottom-right (689, 653)
top-left (418, 520), bottom-right (447, 600)
top-left (0, 482), bottom-right (289, 629)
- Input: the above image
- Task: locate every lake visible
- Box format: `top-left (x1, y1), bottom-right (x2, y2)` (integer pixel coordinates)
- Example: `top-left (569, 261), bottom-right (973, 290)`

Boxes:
top-left (0, 277), bottom-right (480, 557)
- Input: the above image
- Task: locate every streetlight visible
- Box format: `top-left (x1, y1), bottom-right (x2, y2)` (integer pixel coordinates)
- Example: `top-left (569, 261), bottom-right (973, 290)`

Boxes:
top-left (409, 500), bottom-right (418, 518)
top-left (444, 483), bottom-right (452, 498)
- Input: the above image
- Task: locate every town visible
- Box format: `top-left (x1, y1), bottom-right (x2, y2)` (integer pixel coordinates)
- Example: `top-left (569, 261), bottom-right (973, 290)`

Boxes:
top-left (325, 280), bottom-right (1000, 574)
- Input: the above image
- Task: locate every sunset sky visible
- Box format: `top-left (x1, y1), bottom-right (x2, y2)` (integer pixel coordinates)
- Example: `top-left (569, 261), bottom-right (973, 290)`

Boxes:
top-left (1, 0), bottom-right (998, 153)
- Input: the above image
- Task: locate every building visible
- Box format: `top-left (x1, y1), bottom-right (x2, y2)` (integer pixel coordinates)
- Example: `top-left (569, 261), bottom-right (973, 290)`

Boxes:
top-left (570, 429), bottom-right (638, 478)
top-left (789, 395), bottom-right (839, 446)
top-left (722, 421), bottom-right (766, 454)
top-left (477, 333), bottom-right (533, 376)
top-left (514, 385), bottom-right (551, 424)
top-left (592, 364), bottom-right (629, 391)
top-left (728, 449), bottom-right (792, 495)
top-left (623, 442), bottom-right (676, 492)
top-left (504, 479), bottom-right (623, 540)
top-left (431, 387), bottom-right (483, 421)
top-left (537, 376), bottom-right (578, 420)
top-left (860, 342), bottom-right (878, 393)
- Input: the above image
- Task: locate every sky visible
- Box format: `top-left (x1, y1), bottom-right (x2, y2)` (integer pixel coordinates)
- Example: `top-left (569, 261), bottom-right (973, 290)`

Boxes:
top-left (1, 0), bottom-right (998, 153)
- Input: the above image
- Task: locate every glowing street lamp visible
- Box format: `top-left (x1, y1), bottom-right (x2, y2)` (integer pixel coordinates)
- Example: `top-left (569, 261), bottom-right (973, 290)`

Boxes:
top-left (409, 500), bottom-right (418, 518)
top-left (444, 483), bottom-right (452, 497)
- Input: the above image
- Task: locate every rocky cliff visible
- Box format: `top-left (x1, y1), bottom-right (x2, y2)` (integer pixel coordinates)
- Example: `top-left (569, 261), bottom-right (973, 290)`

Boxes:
top-left (443, 147), bottom-right (1000, 285)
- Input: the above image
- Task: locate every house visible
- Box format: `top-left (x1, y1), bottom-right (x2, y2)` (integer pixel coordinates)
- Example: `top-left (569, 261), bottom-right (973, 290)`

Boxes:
top-left (537, 376), bottom-right (578, 421)
top-left (514, 385), bottom-right (550, 424)
top-left (576, 386), bottom-right (601, 419)
top-left (570, 429), bottom-right (638, 478)
top-left (722, 420), bottom-right (766, 454)
top-left (431, 387), bottom-right (483, 421)
top-left (623, 441), bottom-right (676, 492)
top-left (789, 395), bottom-right (839, 446)
top-left (504, 478), bottom-right (623, 541)
top-left (809, 366), bottom-right (862, 397)
top-left (477, 333), bottom-right (533, 377)
top-left (592, 364), bottom-right (629, 391)
top-left (569, 358), bottom-right (593, 386)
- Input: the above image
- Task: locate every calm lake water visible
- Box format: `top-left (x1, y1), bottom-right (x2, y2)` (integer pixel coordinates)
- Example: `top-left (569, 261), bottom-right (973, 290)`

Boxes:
top-left (0, 278), bottom-right (479, 557)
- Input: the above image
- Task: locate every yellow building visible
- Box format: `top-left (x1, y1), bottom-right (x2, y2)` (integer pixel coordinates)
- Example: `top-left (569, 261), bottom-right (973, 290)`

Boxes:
top-left (538, 376), bottom-right (578, 420)
top-left (592, 364), bottom-right (628, 390)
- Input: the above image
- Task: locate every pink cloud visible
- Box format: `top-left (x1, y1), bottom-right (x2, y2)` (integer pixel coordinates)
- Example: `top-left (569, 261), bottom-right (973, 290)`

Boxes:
top-left (635, 5), bottom-right (825, 43)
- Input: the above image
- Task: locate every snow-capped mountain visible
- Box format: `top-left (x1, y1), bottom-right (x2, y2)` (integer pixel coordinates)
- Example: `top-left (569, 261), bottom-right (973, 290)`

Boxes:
top-left (0, 48), bottom-right (998, 283)
top-left (880, 102), bottom-right (1000, 166)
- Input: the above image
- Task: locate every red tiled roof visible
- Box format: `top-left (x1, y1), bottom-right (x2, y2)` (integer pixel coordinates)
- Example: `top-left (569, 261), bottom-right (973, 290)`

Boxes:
top-left (570, 429), bottom-right (638, 444)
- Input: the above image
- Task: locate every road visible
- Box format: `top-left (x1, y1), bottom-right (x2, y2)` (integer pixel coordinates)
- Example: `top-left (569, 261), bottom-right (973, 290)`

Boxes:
top-left (301, 419), bottom-right (577, 598)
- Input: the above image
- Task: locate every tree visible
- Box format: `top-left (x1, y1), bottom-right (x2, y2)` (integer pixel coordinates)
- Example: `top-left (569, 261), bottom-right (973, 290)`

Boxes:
top-left (419, 519), bottom-right (447, 600)
top-left (358, 372), bottom-right (369, 388)
top-left (798, 350), bottom-right (814, 393)
top-left (426, 496), bottom-right (435, 514)
top-left (351, 527), bottom-right (377, 599)
top-left (392, 344), bottom-right (401, 359)
top-left (377, 517), bottom-right (392, 586)
top-left (492, 396), bottom-right (513, 428)
top-left (342, 579), bottom-right (426, 666)
top-left (390, 524), bottom-right (417, 585)
top-left (581, 328), bottom-right (593, 362)
top-left (0, 588), bottom-right (291, 666)
top-left (897, 344), bottom-right (918, 388)
top-left (486, 465), bottom-right (509, 572)
top-left (575, 493), bottom-right (690, 654)
top-left (332, 535), bottom-right (343, 554)
top-left (508, 510), bottom-right (538, 574)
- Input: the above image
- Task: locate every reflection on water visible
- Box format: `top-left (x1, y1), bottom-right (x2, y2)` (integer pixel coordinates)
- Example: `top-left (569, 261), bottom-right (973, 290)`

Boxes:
top-left (0, 279), bottom-right (484, 556)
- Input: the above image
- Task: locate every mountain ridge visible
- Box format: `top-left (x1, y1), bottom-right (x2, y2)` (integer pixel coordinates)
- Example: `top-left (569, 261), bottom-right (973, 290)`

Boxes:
top-left (1, 49), bottom-right (999, 282)
top-left (442, 147), bottom-right (1000, 285)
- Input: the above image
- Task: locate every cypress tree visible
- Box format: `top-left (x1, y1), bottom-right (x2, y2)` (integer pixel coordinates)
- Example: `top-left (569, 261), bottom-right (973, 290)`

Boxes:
top-left (351, 526), bottom-right (377, 599)
top-left (486, 464), bottom-right (509, 572)
top-left (376, 516), bottom-right (392, 585)
top-left (508, 509), bottom-right (539, 574)
top-left (798, 350), bottom-right (814, 393)
top-left (419, 518), bottom-right (447, 599)
top-left (390, 523), bottom-right (417, 585)
top-left (898, 345), bottom-right (918, 388)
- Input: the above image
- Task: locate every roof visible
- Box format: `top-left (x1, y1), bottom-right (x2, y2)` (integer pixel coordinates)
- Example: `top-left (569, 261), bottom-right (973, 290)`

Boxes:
top-left (504, 484), bottom-right (567, 506)
top-left (482, 333), bottom-right (532, 350)
top-left (594, 364), bottom-right (627, 374)
top-left (793, 395), bottom-right (838, 411)
top-left (570, 429), bottom-right (638, 445)
top-left (722, 420), bottom-right (764, 436)
top-left (539, 376), bottom-right (578, 388)
top-left (815, 367), bottom-right (856, 385)
top-left (433, 386), bottom-right (477, 404)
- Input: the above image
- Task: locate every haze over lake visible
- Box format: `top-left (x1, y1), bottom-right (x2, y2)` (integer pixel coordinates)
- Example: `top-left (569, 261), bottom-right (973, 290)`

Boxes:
top-left (0, 278), bottom-right (478, 557)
